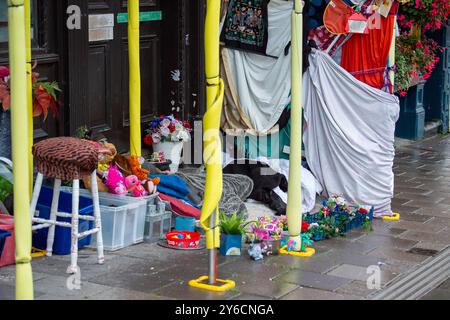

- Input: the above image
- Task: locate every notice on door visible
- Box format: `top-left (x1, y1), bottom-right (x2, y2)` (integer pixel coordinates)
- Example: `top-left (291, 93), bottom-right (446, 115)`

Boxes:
top-left (89, 14), bottom-right (114, 42)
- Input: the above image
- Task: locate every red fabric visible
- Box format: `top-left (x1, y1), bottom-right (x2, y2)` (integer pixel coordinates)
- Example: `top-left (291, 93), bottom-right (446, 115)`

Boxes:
top-left (340, 3), bottom-right (398, 89)
top-left (158, 193), bottom-right (201, 220)
top-left (323, 0), bottom-right (353, 35)
top-left (0, 214), bottom-right (15, 267)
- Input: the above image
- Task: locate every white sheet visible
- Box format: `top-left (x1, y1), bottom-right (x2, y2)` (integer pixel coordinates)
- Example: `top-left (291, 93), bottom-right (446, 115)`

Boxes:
top-left (222, 0), bottom-right (293, 132)
top-left (303, 50), bottom-right (399, 216)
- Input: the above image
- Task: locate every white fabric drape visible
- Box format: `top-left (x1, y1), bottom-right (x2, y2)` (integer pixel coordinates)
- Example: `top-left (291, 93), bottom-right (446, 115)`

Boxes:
top-left (303, 50), bottom-right (399, 216)
top-left (222, 0), bottom-right (293, 132)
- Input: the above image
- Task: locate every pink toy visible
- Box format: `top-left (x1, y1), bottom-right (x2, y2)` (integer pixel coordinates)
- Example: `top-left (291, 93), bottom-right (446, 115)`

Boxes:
top-left (104, 165), bottom-right (127, 195)
top-left (145, 180), bottom-right (157, 194)
top-left (125, 175), bottom-right (148, 197)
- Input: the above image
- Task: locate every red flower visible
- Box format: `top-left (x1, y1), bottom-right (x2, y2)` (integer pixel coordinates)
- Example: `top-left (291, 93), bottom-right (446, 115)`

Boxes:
top-left (183, 121), bottom-right (191, 130)
top-left (301, 221), bottom-right (309, 233)
top-left (400, 91), bottom-right (407, 97)
top-left (357, 207), bottom-right (369, 214)
top-left (143, 135), bottom-right (153, 146)
top-left (169, 123), bottom-right (175, 132)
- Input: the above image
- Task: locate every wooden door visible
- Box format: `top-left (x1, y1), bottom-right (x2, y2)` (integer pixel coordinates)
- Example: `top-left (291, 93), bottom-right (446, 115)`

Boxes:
top-left (68, 0), bottom-right (163, 151)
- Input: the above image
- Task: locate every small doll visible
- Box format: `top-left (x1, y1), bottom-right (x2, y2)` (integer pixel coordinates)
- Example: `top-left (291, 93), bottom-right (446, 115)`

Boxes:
top-left (124, 175), bottom-right (148, 197)
top-left (104, 165), bottom-right (127, 195)
top-left (248, 243), bottom-right (264, 261)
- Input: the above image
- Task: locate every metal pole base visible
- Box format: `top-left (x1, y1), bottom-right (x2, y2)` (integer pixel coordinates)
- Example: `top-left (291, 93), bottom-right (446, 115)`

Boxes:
top-left (280, 247), bottom-right (316, 257)
top-left (189, 276), bottom-right (236, 292)
top-left (382, 212), bottom-right (401, 221)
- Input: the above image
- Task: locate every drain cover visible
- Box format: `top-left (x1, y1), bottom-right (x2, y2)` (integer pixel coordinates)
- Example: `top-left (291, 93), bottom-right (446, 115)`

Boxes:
top-left (407, 248), bottom-right (439, 256)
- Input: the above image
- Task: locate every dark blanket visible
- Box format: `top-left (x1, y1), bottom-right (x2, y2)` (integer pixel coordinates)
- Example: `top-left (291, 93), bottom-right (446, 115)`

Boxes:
top-left (223, 161), bottom-right (288, 216)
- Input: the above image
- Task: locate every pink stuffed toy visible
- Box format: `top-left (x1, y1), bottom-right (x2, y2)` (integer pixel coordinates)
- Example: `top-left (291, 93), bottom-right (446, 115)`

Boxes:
top-left (104, 165), bottom-right (127, 195)
top-left (125, 175), bottom-right (148, 197)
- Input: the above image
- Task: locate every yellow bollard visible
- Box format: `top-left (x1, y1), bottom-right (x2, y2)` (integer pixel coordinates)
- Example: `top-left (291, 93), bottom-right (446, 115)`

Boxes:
top-left (24, 0), bottom-right (33, 195)
top-left (7, 0), bottom-right (34, 300)
top-left (189, 0), bottom-right (235, 292)
top-left (128, 0), bottom-right (141, 157)
top-left (283, 0), bottom-right (312, 255)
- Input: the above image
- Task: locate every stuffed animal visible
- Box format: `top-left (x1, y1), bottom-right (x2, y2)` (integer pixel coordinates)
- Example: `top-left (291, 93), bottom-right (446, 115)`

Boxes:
top-left (144, 180), bottom-right (157, 194)
top-left (286, 239), bottom-right (297, 252)
top-left (128, 155), bottom-right (160, 186)
top-left (104, 165), bottom-right (127, 195)
top-left (248, 242), bottom-right (266, 261)
top-left (124, 175), bottom-right (148, 197)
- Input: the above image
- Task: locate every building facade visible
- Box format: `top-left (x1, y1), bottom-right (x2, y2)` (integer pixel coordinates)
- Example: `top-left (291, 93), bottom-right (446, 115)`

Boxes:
top-left (0, 0), bottom-right (206, 152)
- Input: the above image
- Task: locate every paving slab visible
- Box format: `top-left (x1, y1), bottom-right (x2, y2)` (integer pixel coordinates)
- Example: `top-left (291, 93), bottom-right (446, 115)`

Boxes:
top-left (335, 280), bottom-right (381, 297)
top-left (280, 287), bottom-right (359, 300)
top-left (275, 269), bottom-right (352, 291)
top-left (355, 234), bottom-right (418, 251)
top-left (153, 281), bottom-right (240, 300)
top-left (367, 247), bottom-right (430, 264)
top-left (326, 264), bottom-right (397, 286)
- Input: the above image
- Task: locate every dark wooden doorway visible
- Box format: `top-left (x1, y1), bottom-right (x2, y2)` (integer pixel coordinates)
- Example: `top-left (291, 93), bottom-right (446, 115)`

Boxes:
top-left (67, 0), bottom-right (164, 152)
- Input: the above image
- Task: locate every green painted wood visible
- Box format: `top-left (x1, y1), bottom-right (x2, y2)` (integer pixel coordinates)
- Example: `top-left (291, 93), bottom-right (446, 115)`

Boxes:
top-left (117, 11), bottom-right (162, 23)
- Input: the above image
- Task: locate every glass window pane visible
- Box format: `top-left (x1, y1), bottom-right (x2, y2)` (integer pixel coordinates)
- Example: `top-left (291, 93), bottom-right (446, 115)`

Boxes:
top-left (0, 0), bottom-right (38, 44)
top-left (0, 0), bottom-right (7, 22)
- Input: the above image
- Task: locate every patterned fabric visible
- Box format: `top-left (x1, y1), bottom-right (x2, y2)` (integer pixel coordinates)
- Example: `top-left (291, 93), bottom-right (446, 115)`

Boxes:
top-left (33, 137), bottom-right (99, 180)
top-left (220, 0), bottom-right (269, 55)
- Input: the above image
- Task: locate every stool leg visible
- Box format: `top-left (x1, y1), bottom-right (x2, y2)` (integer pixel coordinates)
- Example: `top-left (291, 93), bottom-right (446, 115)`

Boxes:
top-left (67, 179), bottom-right (80, 274)
top-left (90, 171), bottom-right (105, 264)
top-left (46, 179), bottom-right (61, 257)
top-left (29, 173), bottom-right (44, 221)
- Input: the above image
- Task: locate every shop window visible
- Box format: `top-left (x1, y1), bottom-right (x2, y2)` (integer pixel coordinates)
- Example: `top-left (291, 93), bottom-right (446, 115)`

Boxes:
top-left (0, 0), bottom-right (38, 45)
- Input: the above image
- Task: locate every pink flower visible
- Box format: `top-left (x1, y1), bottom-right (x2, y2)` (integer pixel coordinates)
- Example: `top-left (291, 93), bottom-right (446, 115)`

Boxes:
top-left (0, 66), bottom-right (9, 79)
top-left (160, 126), bottom-right (170, 137)
top-left (152, 133), bottom-right (161, 144)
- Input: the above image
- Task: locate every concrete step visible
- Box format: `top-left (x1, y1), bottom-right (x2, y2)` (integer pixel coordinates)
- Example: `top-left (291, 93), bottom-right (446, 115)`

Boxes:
top-left (424, 119), bottom-right (443, 138)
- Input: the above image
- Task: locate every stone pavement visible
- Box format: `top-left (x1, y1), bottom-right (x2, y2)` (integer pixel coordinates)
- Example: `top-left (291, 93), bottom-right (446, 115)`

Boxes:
top-left (1, 135), bottom-right (450, 300)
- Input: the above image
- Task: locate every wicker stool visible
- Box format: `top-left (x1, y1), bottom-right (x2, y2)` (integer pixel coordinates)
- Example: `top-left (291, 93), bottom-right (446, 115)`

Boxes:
top-left (30, 137), bottom-right (104, 274)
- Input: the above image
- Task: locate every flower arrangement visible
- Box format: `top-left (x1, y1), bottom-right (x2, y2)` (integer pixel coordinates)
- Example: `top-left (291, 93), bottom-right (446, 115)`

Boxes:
top-left (395, 33), bottom-right (443, 95)
top-left (0, 65), bottom-right (61, 120)
top-left (303, 195), bottom-right (373, 240)
top-left (250, 216), bottom-right (284, 241)
top-left (398, 0), bottom-right (450, 33)
top-left (143, 115), bottom-right (192, 146)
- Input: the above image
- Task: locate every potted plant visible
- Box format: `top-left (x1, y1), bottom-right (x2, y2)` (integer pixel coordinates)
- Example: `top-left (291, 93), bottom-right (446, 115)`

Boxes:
top-left (0, 65), bottom-right (61, 159)
top-left (219, 212), bottom-right (248, 256)
top-left (143, 115), bottom-right (192, 173)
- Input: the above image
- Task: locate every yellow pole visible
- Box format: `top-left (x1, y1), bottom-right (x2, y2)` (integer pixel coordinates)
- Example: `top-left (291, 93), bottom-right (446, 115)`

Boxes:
top-left (286, 0), bottom-right (303, 252)
top-left (128, 0), bottom-right (141, 157)
top-left (388, 15), bottom-right (396, 94)
top-left (24, 0), bottom-right (33, 194)
top-left (8, 0), bottom-right (33, 300)
top-left (201, 0), bottom-right (223, 282)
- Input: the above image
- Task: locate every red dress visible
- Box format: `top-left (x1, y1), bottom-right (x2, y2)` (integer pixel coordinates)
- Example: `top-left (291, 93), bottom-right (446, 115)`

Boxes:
top-left (340, 2), bottom-right (399, 90)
